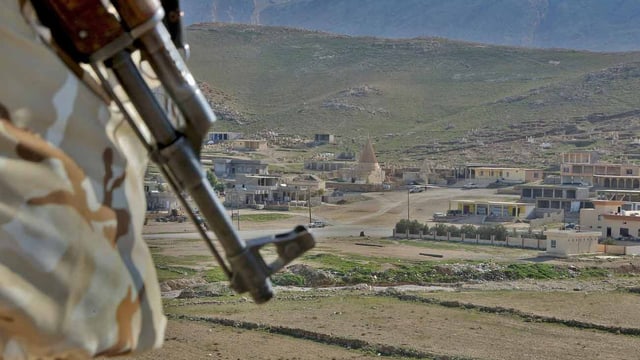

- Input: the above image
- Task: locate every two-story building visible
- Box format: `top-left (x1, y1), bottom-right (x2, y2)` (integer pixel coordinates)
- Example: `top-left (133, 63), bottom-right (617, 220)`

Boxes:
top-left (227, 174), bottom-right (287, 207)
top-left (560, 151), bottom-right (640, 189)
top-left (213, 158), bottom-right (269, 179)
top-left (580, 200), bottom-right (640, 239)
top-left (518, 183), bottom-right (591, 215)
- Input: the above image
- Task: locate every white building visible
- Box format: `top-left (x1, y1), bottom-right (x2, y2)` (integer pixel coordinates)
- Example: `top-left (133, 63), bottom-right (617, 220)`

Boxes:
top-left (545, 230), bottom-right (601, 257)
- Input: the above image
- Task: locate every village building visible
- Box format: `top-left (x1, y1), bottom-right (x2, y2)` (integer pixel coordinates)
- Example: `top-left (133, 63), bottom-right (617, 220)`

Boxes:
top-left (205, 131), bottom-right (242, 144)
top-left (517, 182), bottom-right (591, 221)
top-left (232, 139), bottom-right (268, 152)
top-left (338, 137), bottom-right (385, 185)
top-left (580, 200), bottom-right (640, 240)
top-left (229, 174), bottom-right (287, 207)
top-left (560, 151), bottom-right (640, 188)
top-left (545, 230), bottom-right (601, 257)
top-left (213, 158), bottom-right (269, 179)
top-left (144, 176), bottom-right (179, 211)
top-left (286, 174), bottom-right (326, 194)
top-left (468, 166), bottom-right (542, 184)
top-left (145, 189), bottom-right (179, 211)
top-left (596, 189), bottom-right (640, 202)
top-left (304, 160), bottom-right (352, 172)
top-left (313, 133), bottom-right (336, 144)
top-left (452, 199), bottom-right (534, 219)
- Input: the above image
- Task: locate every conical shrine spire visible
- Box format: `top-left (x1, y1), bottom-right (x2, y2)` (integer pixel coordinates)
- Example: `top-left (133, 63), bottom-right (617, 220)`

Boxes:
top-left (358, 137), bottom-right (379, 164)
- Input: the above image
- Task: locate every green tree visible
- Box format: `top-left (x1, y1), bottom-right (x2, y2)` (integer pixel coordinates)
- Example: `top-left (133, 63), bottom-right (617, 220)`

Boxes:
top-left (460, 224), bottom-right (477, 238)
top-left (206, 169), bottom-right (225, 193)
top-left (446, 225), bottom-right (461, 237)
top-left (434, 223), bottom-right (448, 236)
top-left (395, 219), bottom-right (427, 234)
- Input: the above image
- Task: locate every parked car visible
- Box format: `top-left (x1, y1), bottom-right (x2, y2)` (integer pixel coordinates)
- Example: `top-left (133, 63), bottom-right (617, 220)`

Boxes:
top-left (308, 221), bottom-right (326, 228)
top-left (409, 185), bottom-right (425, 193)
top-left (462, 182), bottom-right (478, 189)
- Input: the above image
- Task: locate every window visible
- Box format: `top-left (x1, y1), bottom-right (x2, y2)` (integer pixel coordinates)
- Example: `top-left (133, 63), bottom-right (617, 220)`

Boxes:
top-left (621, 228), bottom-right (630, 237)
top-left (550, 240), bottom-right (557, 248)
top-left (627, 169), bottom-right (633, 175)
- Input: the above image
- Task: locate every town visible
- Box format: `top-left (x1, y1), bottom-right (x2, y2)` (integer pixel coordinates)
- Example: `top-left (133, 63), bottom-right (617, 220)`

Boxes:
top-left (145, 129), bottom-right (640, 259)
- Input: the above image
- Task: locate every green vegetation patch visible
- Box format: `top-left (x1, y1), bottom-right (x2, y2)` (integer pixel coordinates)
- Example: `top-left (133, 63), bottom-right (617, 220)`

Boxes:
top-left (303, 253), bottom-right (381, 274)
top-left (239, 213), bottom-right (293, 222)
top-left (155, 266), bottom-right (198, 282)
top-left (503, 263), bottom-right (568, 280)
top-left (203, 267), bottom-right (228, 283)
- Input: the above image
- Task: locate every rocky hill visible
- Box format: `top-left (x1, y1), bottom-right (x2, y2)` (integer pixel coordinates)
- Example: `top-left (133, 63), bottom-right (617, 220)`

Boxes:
top-left (186, 23), bottom-right (640, 167)
top-left (183, 0), bottom-right (640, 52)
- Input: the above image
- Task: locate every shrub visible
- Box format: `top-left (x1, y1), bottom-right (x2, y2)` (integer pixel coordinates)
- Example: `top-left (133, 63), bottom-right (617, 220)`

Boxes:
top-left (446, 225), bottom-right (461, 237)
top-left (395, 219), bottom-right (427, 234)
top-left (433, 223), bottom-right (448, 236)
top-left (460, 224), bottom-right (477, 238)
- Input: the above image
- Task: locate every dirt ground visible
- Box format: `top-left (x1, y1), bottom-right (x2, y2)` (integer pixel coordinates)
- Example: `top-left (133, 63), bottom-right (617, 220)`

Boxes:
top-left (132, 188), bottom-right (640, 360)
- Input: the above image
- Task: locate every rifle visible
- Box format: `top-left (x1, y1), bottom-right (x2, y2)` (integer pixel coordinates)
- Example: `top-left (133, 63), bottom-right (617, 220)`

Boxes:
top-left (30, 0), bottom-right (315, 304)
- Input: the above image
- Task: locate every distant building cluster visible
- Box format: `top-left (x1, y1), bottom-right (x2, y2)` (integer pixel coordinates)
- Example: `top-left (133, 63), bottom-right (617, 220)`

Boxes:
top-left (435, 150), bottom-right (640, 244)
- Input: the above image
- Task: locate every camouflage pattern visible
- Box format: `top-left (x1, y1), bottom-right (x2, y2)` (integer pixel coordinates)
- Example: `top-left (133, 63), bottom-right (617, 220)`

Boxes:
top-left (0, 1), bottom-right (166, 358)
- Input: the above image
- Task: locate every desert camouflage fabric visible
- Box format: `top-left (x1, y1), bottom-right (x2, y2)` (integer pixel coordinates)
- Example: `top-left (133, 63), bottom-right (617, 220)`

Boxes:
top-left (0, 1), bottom-right (166, 358)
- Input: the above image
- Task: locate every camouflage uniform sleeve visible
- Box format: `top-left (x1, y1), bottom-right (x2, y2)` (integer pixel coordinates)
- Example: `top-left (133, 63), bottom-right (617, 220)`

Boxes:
top-left (0, 1), bottom-right (166, 358)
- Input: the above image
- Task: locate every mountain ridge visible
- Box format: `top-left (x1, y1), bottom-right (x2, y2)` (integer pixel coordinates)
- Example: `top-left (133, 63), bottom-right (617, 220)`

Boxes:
top-left (182, 0), bottom-right (640, 52)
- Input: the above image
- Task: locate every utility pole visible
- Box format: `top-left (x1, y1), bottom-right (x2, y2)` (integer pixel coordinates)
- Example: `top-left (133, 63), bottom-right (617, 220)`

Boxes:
top-left (407, 188), bottom-right (410, 239)
top-left (307, 187), bottom-right (312, 223)
top-left (236, 188), bottom-right (240, 230)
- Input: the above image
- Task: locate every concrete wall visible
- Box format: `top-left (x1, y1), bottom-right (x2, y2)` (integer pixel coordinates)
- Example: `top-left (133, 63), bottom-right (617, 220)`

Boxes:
top-left (597, 244), bottom-right (625, 255)
top-left (598, 244), bottom-right (640, 255)
top-left (326, 182), bottom-right (385, 192)
top-left (393, 231), bottom-right (547, 250)
top-left (626, 246), bottom-right (640, 255)
top-left (392, 230), bottom-right (640, 256)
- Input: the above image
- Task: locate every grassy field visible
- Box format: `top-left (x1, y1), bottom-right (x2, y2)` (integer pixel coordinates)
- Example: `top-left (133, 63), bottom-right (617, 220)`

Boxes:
top-left (141, 231), bottom-right (640, 359)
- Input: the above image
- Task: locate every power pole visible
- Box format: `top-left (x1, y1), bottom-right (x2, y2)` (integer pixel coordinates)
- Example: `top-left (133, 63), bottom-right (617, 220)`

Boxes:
top-left (308, 187), bottom-right (312, 223)
top-left (407, 188), bottom-right (410, 239)
top-left (236, 189), bottom-right (240, 230)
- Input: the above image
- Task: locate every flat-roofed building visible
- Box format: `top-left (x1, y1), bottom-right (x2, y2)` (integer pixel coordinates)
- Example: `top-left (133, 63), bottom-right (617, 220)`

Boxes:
top-left (561, 159), bottom-right (640, 188)
top-left (519, 183), bottom-right (591, 213)
top-left (314, 133), bottom-right (336, 144)
top-left (579, 200), bottom-right (640, 239)
top-left (470, 166), bottom-right (542, 184)
top-left (453, 199), bottom-right (534, 218)
top-left (545, 230), bottom-right (601, 257)
top-left (214, 158), bottom-right (269, 178)
top-left (232, 139), bottom-right (268, 151)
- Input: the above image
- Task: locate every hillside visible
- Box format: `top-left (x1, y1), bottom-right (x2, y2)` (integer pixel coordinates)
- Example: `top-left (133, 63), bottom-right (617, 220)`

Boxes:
top-left (183, 0), bottom-right (640, 52)
top-left (186, 23), bottom-right (640, 167)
